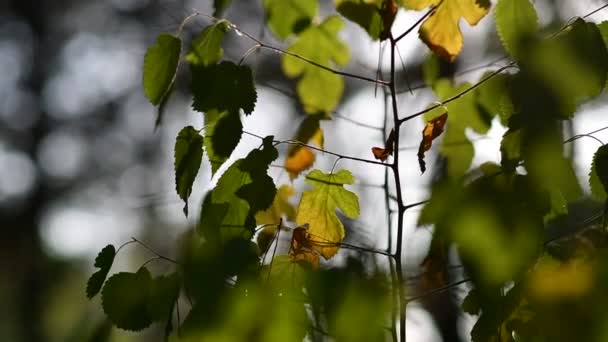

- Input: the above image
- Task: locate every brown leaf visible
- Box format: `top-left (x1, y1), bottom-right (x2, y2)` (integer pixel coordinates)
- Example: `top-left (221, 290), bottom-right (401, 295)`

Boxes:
top-left (380, 0), bottom-right (399, 40)
top-left (417, 112), bottom-right (448, 173)
top-left (371, 128), bottom-right (396, 161)
top-left (285, 117), bottom-right (324, 179)
top-left (288, 224), bottom-right (320, 268)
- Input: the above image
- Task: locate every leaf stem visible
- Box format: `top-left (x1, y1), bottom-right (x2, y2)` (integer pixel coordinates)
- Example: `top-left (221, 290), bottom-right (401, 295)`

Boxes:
top-left (393, 2), bottom-right (441, 43)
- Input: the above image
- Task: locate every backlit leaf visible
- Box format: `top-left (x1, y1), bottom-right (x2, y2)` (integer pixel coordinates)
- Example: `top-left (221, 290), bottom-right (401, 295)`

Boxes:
top-left (371, 128), bottom-right (395, 161)
top-left (400, 0), bottom-right (491, 61)
top-left (174, 126), bottom-right (204, 216)
top-left (418, 112), bottom-right (448, 173)
top-left (102, 268), bottom-right (153, 331)
top-left (295, 169), bottom-right (360, 259)
top-left (186, 21), bottom-right (229, 66)
top-left (494, 0), bottom-right (538, 60)
top-left (289, 224), bottom-right (320, 268)
top-left (256, 184), bottom-right (297, 225)
top-left (191, 61), bottom-right (257, 115)
top-left (285, 116), bottom-right (324, 179)
top-left (263, 0), bottom-right (318, 40)
top-left (147, 272), bottom-right (181, 322)
top-left (590, 145), bottom-right (608, 200)
top-left (282, 16), bottom-right (350, 113)
top-left (475, 72), bottom-right (512, 125)
top-left (143, 33), bottom-right (181, 105)
top-left (335, 0), bottom-right (397, 41)
top-left (86, 244), bottom-right (116, 299)
top-left (262, 255), bottom-right (308, 296)
top-left (204, 109), bottom-right (242, 175)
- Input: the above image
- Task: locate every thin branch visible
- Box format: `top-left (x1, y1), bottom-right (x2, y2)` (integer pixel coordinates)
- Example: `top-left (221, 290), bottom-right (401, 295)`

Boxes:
top-left (394, 2), bottom-right (441, 42)
top-left (275, 139), bottom-right (392, 167)
top-left (403, 200), bottom-right (429, 211)
top-left (406, 278), bottom-right (471, 303)
top-left (131, 236), bottom-right (179, 264)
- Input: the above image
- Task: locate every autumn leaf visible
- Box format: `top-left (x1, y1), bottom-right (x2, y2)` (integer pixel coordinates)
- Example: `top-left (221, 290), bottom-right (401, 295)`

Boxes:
top-left (296, 169), bottom-right (360, 259)
top-left (371, 128), bottom-right (395, 161)
top-left (400, 0), bottom-right (491, 61)
top-left (285, 116), bottom-right (324, 179)
top-left (256, 184), bottom-right (297, 225)
top-left (418, 112), bottom-right (448, 173)
top-left (289, 224), bottom-right (320, 268)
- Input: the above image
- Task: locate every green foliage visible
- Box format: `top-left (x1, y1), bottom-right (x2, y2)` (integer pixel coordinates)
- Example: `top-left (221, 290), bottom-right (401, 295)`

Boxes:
top-left (213, 0), bottom-right (232, 17)
top-left (143, 33), bottom-right (181, 105)
top-left (335, 0), bottom-right (396, 40)
top-left (147, 272), bottom-right (181, 322)
top-left (590, 145), bottom-right (608, 200)
top-left (86, 245), bottom-right (116, 299)
top-left (191, 61), bottom-right (257, 115)
top-left (186, 21), bottom-right (229, 66)
top-left (282, 16), bottom-right (350, 113)
top-left (174, 126), bottom-right (204, 216)
top-left (102, 268), bottom-right (154, 331)
top-left (494, 0), bottom-right (538, 60)
top-left (263, 0), bottom-right (318, 39)
top-left (203, 109), bottom-right (242, 175)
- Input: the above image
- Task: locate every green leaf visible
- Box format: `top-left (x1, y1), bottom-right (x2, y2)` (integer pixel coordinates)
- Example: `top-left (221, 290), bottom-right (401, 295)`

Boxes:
top-left (261, 255), bottom-right (307, 296)
top-left (335, 0), bottom-right (385, 40)
top-left (475, 72), bottom-right (511, 125)
top-left (186, 21), bottom-right (229, 66)
top-left (462, 288), bottom-right (480, 315)
top-left (590, 145), bottom-right (608, 200)
top-left (143, 33), bottom-right (181, 105)
top-left (191, 61), bottom-right (257, 115)
top-left (494, 0), bottom-right (538, 60)
top-left (282, 16), bottom-right (350, 113)
top-left (213, 0), bottom-right (232, 16)
top-left (147, 272), bottom-right (180, 322)
top-left (199, 138), bottom-right (278, 242)
top-left (263, 0), bottom-right (318, 39)
top-left (440, 126), bottom-right (474, 178)
top-left (204, 110), bottom-right (243, 175)
top-left (295, 169), bottom-right (360, 259)
top-left (174, 126), bottom-right (204, 216)
top-left (422, 53), bottom-right (441, 89)
top-left (86, 245), bottom-right (116, 299)
top-left (102, 268), bottom-right (153, 331)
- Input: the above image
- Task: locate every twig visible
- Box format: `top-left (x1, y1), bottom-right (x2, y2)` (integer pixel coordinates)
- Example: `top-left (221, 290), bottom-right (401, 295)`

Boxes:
top-left (406, 278), bottom-right (471, 303)
top-left (394, 2), bottom-right (442, 42)
top-left (131, 236), bottom-right (179, 264)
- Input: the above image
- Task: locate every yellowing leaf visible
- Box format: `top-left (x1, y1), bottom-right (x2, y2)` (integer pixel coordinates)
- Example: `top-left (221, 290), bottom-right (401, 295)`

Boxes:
top-left (401, 0), bottom-right (491, 61)
top-left (289, 225), bottom-right (320, 268)
top-left (527, 257), bottom-right (594, 300)
top-left (417, 112), bottom-right (448, 173)
top-left (371, 128), bottom-right (395, 161)
top-left (295, 169), bottom-right (360, 259)
top-left (255, 184), bottom-right (297, 225)
top-left (285, 116), bottom-right (325, 179)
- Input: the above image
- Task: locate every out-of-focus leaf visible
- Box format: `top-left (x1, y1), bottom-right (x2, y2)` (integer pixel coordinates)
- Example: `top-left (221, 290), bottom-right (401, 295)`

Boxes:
top-left (213, 0), bottom-right (232, 16)
top-left (418, 112), bottom-right (448, 173)
top-left (261, 255), bottom-right (308, 295)
top-left (335, 0), bottom-right (397, 40)
top-left (494, 0), bottom-right (538, 60)
top-left (174, 126), bottom-right (204, 216)
top-left (264, 0), bottom-right (317, 40)
top-left (590, 145), bottom-right (608, 200)
top-left (371, 128), bottom-right (395, 161)
top-left (399, 0), bottom-right (491, 61)
top-left (256, 184), bottom-right (297, 225)
top-left (147, 272), bottom-right (181, 322)
top-left (462, 288), bottom-right (480, 315)
top-left (186, 21), bottom-right (229, 66)
top-left (285, 116), bottom-right (324, 179)
top-left (282, 16), bottom-right (350, 113)
top-left (475, 73), bottom-right (512, 125)
top-left (87, 245), bottom-right (116, 299)
top-left (191, 61), bottom-right (257, 115)
top-left (203, 109), bottom-right (242, 175)
top-left (143, 33), bottom-right (181, 105)
top-left (102, 268), bottom-right (153, 331)
top-left (296, 169), bottom-right (360, 259)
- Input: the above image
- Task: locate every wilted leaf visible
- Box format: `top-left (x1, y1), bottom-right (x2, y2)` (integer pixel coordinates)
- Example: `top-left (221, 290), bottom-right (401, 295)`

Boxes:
top-left (335, 0), bottom-right (397, 41)
top-left (186, 20), bottom-right (229, 66)
top-left (295, 169), bottom-right (360, 259)
top-left (418, 112), bottom-right (448, 173)
top-left (400, 0), bottom-right (491, 61)
top-left (494, 0), bottom-right (538, 60)
top-left (264, 0), bottom-right (318, 39)
top-left (285, 116), bottom-right (324, 179)
top-left (191, 61), bottom-right (257, 115)
top-left (282, 16), bottom-right (350, 113)
top-left (256, 184), bottom-right (297, 225)
top-left (289, 224), bottom-right (320, 268)
top-left (371, 128), bottom-right (395, 161)
top-left (102, 268), bottom-right (153, 331)
top-left (87, 245), bottom-right (116, 299)
top-left (143, 33), bottom-right (181, 105)
top-left (174, 126), bottom-right (204, 216)
top-left (204, 109), bottom-right (242, 175)
top-left (590, 145), bottom-right (608, 200)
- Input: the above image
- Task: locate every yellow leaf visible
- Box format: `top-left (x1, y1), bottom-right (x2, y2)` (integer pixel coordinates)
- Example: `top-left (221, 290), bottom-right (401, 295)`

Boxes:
top-left (285, 117), bottom-right (324, 179)
top-left (255, 184), bottom-right (297, 225)
top-left (417, 112), bottom-right (448, 173)
top-left (401, 0), bottom-right (491, 61)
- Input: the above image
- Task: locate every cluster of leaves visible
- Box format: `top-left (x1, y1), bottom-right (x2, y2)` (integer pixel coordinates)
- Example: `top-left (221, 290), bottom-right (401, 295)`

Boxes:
top-left (86, 0), bottom-right (608, 341)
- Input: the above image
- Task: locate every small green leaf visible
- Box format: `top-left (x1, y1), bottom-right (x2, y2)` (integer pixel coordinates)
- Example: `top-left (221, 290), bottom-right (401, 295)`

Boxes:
top-left (213, 0), bottom-right (233, 16)
top-left (191, 61), bottom-right (257, 115)
top-left (335, 0), bottom-right (385, 40)
top-left (147, 273), bottom-right (181, 322)
top-left (204, 110), bottom-right (243, 175)
top-left (143, 34), bottom-right (181, 105)
top-left (282, 16), bottom-right (350, 113)
top-left (86, 245), bottom-right (116, 299)
top-left (102, 268), bottom-right (153, 331)
top-left (263, 0), bottom-right (318, 39)
top-left (494, 0), bottom-right (538, 60)
top-left (590, 145), bottom-right (608, 200)
top-left (186, 21), bottom-right (229, 66)
top-left (174, 126), bottom-right (204, 216)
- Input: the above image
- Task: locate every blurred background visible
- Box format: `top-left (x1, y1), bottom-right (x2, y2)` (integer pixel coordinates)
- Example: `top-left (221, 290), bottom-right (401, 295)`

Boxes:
top-left (0, 0), bottom-right (607, 341)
